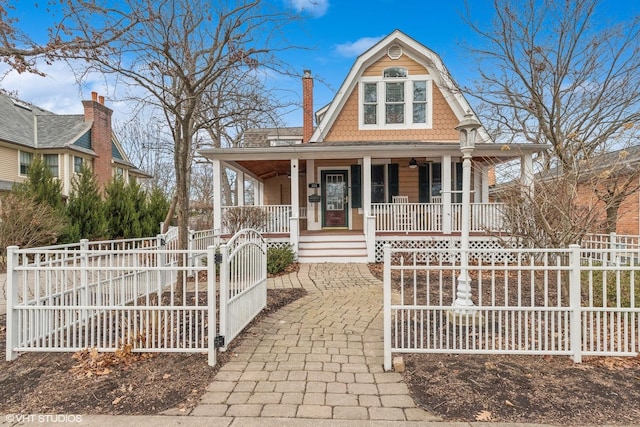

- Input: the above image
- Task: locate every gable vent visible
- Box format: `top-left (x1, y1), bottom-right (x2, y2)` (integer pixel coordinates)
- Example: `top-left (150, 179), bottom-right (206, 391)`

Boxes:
top-left (387, 44), bottom-right (403, 60)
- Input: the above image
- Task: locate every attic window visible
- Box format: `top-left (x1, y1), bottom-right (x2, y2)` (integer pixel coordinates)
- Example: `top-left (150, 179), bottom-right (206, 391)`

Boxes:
top-left (387, 44), bottom-right (403, 60)
top-left (383, 67), bottom-right (407, 78)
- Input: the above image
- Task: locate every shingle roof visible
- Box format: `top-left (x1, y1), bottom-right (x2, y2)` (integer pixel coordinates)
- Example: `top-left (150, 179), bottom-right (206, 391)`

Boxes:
top-left (244, 127), bottom-right (303, 147)
top-left (0, 92), bottom-right (89, 149)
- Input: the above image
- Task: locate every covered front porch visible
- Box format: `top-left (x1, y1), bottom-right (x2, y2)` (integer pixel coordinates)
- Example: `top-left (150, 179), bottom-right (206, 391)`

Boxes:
top-left (200, 142), bottom-right (540, 262)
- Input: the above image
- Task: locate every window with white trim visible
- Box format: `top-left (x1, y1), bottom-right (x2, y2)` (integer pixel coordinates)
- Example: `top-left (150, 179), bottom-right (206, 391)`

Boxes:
top-left (43, 154), bottom-right (59, 178)
top-left (74, 156), bottom-right (84, 174)
top-left (19, 151), bottom-right (33, 176)
top-left (359, 67), bottom-right (432, 129)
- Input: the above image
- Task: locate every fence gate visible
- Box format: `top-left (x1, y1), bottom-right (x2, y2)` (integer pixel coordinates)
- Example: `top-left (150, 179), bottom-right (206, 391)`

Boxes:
top-left (217, 229), bottom-right (267, 351)
top-left (6, 228), bottom-right (269, 367)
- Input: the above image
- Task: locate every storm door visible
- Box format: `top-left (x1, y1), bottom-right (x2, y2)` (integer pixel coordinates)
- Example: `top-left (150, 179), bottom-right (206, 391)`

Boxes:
top-left (321, 170), bottom-right (348, 228)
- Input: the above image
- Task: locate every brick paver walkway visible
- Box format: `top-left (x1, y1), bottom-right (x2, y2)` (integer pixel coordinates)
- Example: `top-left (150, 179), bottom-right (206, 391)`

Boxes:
top-left (189, 263), bottom-right (440, 422)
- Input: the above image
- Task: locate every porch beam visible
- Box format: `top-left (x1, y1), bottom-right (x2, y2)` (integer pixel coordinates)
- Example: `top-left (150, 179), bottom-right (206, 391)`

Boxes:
top-left (199, 143), bottom-right (549, 162)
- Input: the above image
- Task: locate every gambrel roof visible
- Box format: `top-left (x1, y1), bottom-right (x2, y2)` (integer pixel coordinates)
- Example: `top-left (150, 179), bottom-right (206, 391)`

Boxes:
top-left (311, 29), bottom-right (492, 144)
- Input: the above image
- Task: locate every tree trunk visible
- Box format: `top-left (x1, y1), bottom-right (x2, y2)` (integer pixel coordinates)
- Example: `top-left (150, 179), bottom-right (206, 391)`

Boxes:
top-left (161, 194), bottom-right (177, 234)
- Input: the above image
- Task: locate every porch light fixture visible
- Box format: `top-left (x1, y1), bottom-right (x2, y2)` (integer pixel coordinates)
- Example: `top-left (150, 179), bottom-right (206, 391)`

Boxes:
top-left (408, 158), bottom-right (418, 169)
top-left (452, 110), bottom-right (481, 316)
top-left (455, 110), bottom-right (480, 151)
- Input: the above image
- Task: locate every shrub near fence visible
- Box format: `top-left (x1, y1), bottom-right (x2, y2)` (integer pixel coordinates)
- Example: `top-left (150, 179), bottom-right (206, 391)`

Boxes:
top-left (383, 245), bottom-right (640, 370)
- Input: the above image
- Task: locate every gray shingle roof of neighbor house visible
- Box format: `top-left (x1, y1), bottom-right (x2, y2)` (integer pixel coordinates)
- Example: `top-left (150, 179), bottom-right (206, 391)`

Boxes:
top-left (0, 91), bottom-right (92, 150)
top-left (243, 127), bottom-right (303, 147)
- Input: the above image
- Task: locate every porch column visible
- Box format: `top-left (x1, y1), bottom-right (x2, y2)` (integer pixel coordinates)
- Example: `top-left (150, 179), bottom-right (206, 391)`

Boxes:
top-left (481, 165), bottom-right (490, 203)
top-left (306, 160), bottom-right (320, 230)
top-left (363, 156), bottom-right (375, 262)
top-left (473, 164), bottom-right (481, 204)
top-left (363, 156), bottom-right (372, 216)
top-left (236, 170), bottom-right (245, 206)
top-left (252, 178), bottom-right (261, 206)
top-left (290, 159), bottom-right (300, 253)
top-left (521, 153), bottom-right (534, 197)
top-left (212, 159), bottom-right (223, 233)
top-left (442, 154), bottom-right (452, 234)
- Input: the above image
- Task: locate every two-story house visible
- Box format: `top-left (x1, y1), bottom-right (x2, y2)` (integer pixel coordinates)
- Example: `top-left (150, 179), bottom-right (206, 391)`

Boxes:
top-left (199, 30), bottom-right (546, 262)
top-left (0, 91), bottom-right (148, 197)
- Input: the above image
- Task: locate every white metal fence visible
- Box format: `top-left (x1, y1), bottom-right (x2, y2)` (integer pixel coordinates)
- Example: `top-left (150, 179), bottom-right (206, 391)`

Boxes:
top-left (5, 228), bottom-right (265, 367)
top-left (383, 244), bottom-right (640, 370)
top-left (218, 229), bottom-right (267, 350)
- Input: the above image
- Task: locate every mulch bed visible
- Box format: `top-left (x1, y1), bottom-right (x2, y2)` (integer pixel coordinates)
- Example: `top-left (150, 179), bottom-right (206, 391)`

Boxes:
top-left (368, 263), bottom-right (640, 425)
top-left (0, 287), bottom-right (307, 415)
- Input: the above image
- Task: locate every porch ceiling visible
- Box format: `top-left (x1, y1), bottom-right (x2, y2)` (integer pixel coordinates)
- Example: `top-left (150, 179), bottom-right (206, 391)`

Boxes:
top-left (199, 142), bottom-right (550, 180)
top-left (236, 159), bottom-right (307, 180)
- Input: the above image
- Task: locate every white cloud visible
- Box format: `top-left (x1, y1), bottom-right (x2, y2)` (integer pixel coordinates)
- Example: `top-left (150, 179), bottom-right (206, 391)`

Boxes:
top-left (0, 60), bottom-right (134, 120)
top-left (287, 0), bottom-right (329, 18)
top-left (334, 35), bottom-right (385, 58)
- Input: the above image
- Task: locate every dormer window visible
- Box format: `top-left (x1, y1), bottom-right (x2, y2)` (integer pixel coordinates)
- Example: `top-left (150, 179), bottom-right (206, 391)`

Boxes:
top-left (384, 67), bottom-right (407, 78)
top-left (359, 67), bottom-right (432, 129)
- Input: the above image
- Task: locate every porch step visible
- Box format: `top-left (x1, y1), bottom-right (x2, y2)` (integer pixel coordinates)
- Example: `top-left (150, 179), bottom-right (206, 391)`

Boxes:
top-left (297, 234), bottom-right (368, 263)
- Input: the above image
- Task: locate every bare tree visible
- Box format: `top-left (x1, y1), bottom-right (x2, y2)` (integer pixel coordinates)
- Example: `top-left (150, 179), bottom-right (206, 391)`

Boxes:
top-left (199, 68), bottom-right (289, 207)
top-left (466, 0), bottom-right (640, 170)
top-left (62, 0), bottom-right (297, 252)
top-left (0, 1), bottom-right (137, 75)
top-left (114, 115), bottom-right (175, 194)
top-left (466, 0), bottom-right (640, 246)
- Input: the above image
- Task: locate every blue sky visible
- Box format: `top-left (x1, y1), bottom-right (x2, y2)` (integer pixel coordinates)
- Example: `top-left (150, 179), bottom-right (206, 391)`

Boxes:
top-left (1, 0), bottom-right (638, 127)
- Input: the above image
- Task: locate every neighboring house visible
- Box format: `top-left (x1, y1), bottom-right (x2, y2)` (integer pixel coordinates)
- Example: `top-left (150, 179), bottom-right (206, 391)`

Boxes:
top-left (0, 91), bottom-right (149, 197)
top-left (548, 147), bottom-right (640, 236)
top-left (588, 146), bottom-right (640, 235)
top-left (199, 30), bottom-right (546, 262)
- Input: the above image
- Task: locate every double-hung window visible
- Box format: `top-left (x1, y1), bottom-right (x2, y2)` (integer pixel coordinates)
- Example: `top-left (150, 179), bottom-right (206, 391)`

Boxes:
top-left (43, 154), bottom-right (59, 178)
top-left (19, 151), bottom-right (33, 176)
top-left (360, 67), bottom-right (432, 129)
top-left (74, 156), bottom-right (84, 174)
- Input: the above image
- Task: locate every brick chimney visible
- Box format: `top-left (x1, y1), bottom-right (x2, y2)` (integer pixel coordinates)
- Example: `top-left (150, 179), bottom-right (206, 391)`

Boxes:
top-left (82, 92), bottom-right (113, 190)
top-left (302, 69), bottom-right (313, 143)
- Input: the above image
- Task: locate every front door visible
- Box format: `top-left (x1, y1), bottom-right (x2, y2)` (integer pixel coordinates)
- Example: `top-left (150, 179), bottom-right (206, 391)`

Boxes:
top-left (321, 170), bottom-right (348, 228)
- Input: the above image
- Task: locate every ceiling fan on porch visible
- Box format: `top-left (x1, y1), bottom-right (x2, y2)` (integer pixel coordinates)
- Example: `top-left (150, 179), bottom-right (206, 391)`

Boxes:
top-left (408, 158), bottom-right (434, 169)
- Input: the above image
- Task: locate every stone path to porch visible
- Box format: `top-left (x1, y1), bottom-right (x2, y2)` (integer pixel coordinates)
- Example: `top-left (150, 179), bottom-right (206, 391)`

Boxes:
top-left (189, 263), bottom-right (441, 422)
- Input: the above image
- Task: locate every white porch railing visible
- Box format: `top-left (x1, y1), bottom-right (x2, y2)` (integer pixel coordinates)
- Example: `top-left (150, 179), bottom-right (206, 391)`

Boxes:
top-left (372, 202), bottom-right (505, 233)
top-left (383, 244), bottom-right (640, 369)
top-left (221, 205), bottom-right (293, 234)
